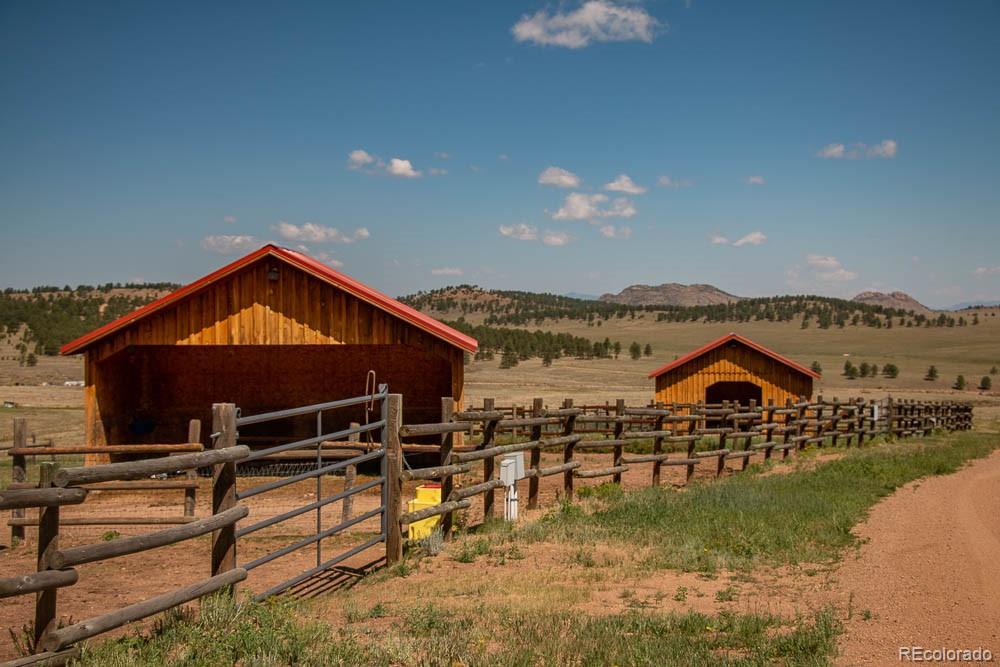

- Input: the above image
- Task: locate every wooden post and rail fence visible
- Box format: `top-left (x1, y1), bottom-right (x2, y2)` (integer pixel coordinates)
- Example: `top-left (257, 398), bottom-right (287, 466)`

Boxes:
top-left (1, 394), bottom-right (974, 664)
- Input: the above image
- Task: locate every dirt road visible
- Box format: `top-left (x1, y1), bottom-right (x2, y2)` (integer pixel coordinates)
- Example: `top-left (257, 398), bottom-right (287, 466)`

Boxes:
top-left (835, 448), bottom-right (1000, 665)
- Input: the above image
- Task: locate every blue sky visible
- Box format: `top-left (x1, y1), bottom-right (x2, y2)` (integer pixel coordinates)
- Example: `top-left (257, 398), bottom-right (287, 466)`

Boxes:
top-left (2, 1), bottom-right (999, 307)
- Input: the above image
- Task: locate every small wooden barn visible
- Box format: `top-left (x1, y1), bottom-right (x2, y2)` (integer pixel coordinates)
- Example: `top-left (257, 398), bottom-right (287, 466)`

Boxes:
top-left (61, 245), bottom-right (477, 456)
top-left (648, 333), bottom-right (818, 406)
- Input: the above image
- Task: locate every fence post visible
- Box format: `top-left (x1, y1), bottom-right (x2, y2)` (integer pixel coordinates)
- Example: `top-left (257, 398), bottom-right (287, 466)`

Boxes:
top-left (651, 404), bottom-right (665, 486)
top-left (612, 399), bottom-right (625, 485)
top-left (11, 417), bottom-right (28, 545)
top-left (562, 398), bottom-right (576, 501)
top-left (384, 394), bottom-right (403, 565)
top-left (211, 403), bottom-right (237, 580)
top-left (528, 397), bottom-right (543, 509)
top-left (481, 398), bottom-right (496, 521)
top-left (439, 397), bottom-right (456, 540)
top-left (185, 420), bottom-right (201, 520)
top-left (34, 461), bottom-right (59, 652)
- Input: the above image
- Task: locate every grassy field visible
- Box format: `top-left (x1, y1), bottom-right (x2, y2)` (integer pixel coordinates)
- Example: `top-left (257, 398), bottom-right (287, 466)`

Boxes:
top-left (76, 427), bottom-right (998, 666)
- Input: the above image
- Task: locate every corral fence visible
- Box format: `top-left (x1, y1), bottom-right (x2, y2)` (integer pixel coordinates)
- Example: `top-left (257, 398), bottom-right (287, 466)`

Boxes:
top-left (385, 394), bottom-right (974, 562)
top-left (6, 418), bottom-right (202, 547)
top-left (0, 392), bottom-right (974, 665)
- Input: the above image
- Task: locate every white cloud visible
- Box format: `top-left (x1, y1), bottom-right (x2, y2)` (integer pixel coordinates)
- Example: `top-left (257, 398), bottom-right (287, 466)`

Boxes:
top-left (386, 158), bottom-right (421, 178)
top-left (498, 153), bottom-right (509, 160)
top-left (512, 0), bottom-right (661, 49)
top-left (816, 143), bottom-right (846, 159)
top-left (732, 230), bottom-right (767, 246)
top-left (745, 175), bottom-right (766, 186)
top-left (431, 267), bottom-right (464, 276)
top-left (223, 215), bottom-right (237, 224)
top-left (803, 255), bottom-right (858, 282)
top-left (604, 174), bottom-right (646, 195)
top-left (499, 223), bottom-right (539, 241)
top-left (274, 222), bottom-right (370, 244)
top-left (816, 139), bottom-right (898, 160)
top-left (553, 192), bottom-right (606, 220)
top-left (429, 167), bottom-right (448, 176)
top-left (552, 192), bottom-right (636, 220)
top-left (538, 166), bottom-right (580, 188)
top-left (434, 151), bottom-right (451, 159)
top-left (806, 254), bottom-right (841, 269)
top-left (542, 231), bottom-right (572, 246)
top-left (709, 234), bottom-right (729, 245)
top-left (974, 266), bottom-right (1000, 277)
top-left (347, 149), bottom-right (376, 170)
top-left (657, 176), bottom-right (692, 189)
top-left (868, 139), bottom-right (897, 158)
top-left (200, 235), bottom-right (260, 255)
top-left (599, 224), bottom-right (632, 240)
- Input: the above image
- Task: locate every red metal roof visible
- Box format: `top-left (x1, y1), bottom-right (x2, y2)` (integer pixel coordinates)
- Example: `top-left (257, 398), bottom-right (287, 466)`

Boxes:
top-left (60, 244), bottom-right (478, 355)
top-left (647, 332), bottom-right (820, 380)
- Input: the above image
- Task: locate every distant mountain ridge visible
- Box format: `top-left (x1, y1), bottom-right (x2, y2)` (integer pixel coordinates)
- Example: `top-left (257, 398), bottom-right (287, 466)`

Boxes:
top-left (851, 291), bottom-right (933, 314)
top-left (600, 283), bottom-right (742, 307)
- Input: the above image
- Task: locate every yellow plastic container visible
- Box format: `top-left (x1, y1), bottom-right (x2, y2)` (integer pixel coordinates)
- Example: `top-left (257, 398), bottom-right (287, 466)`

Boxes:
top-left (407, 483), bottom-right (443, 540)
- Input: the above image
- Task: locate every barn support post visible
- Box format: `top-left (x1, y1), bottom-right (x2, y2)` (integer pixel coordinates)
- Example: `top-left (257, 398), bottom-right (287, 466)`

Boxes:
top-left (184, 420), bottom-right (201, 520)
top-left (481, 398), bottom-right (497, 521)
top-left (439, 397), bottom-right (456, 540)
top-left (11, 417), bottom-right (28, 545)
top-left (612, 399), bottom-right (625, 485)
top-left (527, 398), bottom-right (543, 509)
top-left (33, 461), bottom-right (60, 652)
top-left (211, 403), bottom-right (238, 582)
top-left (384, 394), bottom-right (403, 566)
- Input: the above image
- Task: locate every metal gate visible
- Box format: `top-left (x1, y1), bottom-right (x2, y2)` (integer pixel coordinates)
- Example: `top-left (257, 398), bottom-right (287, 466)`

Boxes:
top-left (232, 385), bottom-right (389, 599)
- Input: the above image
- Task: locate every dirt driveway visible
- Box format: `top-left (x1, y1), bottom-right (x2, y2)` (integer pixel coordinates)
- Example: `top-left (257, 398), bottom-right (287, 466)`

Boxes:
top-left (834, 448), bottom-right (1000, 665)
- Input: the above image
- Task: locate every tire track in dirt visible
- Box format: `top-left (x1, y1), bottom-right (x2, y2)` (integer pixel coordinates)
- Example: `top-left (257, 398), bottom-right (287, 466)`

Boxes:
top-left (835, 448), bottom-right (1000, 665)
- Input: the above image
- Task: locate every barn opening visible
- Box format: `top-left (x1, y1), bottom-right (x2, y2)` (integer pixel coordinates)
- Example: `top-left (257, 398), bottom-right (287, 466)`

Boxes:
top-left (705, 381), bottom-right (762, 406)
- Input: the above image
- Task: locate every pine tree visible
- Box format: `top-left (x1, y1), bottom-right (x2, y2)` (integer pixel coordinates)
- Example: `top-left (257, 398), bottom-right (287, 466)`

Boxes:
top-left (859, 362), bottom-right (871, 378)
top-left (980, 376), bottom-right (992, 391)
top-left (542, 350), bottom-right (553, 367)
top-left (629, 341), bottom-right (642, 360)
top-left (643, 343), bottom-right (653, 357)
top-left (925, 365), bottom-right (938, 381)
top-left (845, 365), bottom-right (859, 380)
top-left (500, 346), bottom-right (519, 369)
top-left (613, 341), bottom-right (622, 359)
top-left (811, 361), bottom-right (822, 374)
top-left (843, 360), bottom-right (855, 376)
top-left (26, 353), bottom-right (37, 367)
top-left (954, 375), bottom-right (966, 390)
top-left (883, 363), bottom-right (899, 379)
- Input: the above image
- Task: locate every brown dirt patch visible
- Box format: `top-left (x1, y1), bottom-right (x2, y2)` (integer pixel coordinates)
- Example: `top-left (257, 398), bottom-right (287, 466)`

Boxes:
top-left (829, 448), bottom-right (1000, 665)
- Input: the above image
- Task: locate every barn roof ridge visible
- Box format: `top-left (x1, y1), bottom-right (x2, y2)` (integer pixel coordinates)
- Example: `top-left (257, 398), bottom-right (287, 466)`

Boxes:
top-left (647, 332), bottom-right (820, 380)
top-left (60, 244), bottom-right (478, 355)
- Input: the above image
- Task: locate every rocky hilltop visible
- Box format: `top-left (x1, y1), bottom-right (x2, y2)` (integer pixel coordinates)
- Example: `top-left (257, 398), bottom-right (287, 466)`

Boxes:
top-left (852, 291), bottom-right (933, 314)
top-left (600, 283), bottom-right (742, 307)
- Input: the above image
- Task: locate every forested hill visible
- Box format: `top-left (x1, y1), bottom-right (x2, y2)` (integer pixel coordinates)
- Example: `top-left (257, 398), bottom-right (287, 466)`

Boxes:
top-left (1, 283), bottom-right (177, 358)
top-left (401, 285), bottom-right (963, 330)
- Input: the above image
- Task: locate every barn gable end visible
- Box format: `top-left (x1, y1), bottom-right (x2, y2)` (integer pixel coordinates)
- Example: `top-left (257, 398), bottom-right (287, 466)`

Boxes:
top-left (61, 245), bottom-right (476, 460)
top-left (649, 333), bottom-right (817, 407)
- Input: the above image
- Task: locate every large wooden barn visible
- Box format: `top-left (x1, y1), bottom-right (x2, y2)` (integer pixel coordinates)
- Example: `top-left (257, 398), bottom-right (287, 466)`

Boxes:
top-left (60, 245), bottom-right (477, 456)
top-left (648, 333), bottom-right (818, 407)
